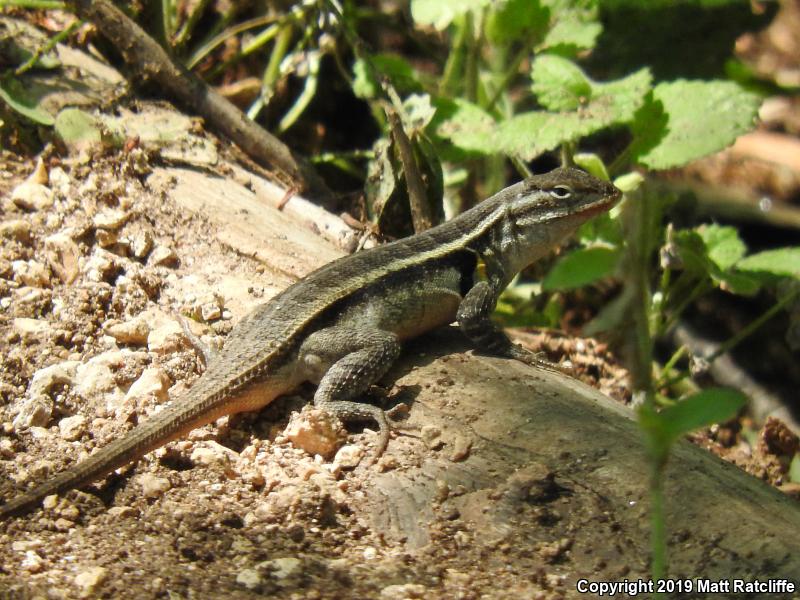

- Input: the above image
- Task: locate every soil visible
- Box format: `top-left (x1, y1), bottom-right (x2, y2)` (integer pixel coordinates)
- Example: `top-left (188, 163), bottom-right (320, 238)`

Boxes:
top-left (0, 147), bottom-right (798, 600)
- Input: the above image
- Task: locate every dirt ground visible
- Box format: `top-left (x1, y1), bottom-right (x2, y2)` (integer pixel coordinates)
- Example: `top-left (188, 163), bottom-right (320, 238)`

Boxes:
top-left (0, 145), bottom-right (798, 600)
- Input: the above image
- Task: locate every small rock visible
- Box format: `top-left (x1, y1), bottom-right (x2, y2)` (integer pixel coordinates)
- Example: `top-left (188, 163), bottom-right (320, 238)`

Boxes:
top-left (75, 360), bottom-right (123, 409)
top-left (0, 438), bottom-right (14, 458)
top-left (49, 166), bottom-right (71, 194)
top-left (139, 474), bottom-right (171, 498)
top-left (107, 506), bottom-right (139, 518)
top-left (149, 245), bottom-right (178, 267)
top-left (268, 557), bottom-right (302, 581)
top-left (12, 182), bottom-right (54, 211)
top-left (449, 434), bottom-right (472, 462)
top-left (44, 232), bottom-right (81, 284)
top-left (124, 367), bottom-right (170, 405)
top-left (29, 158), bottom-right (49, 185)
top-left (191, 441), bottom-right (238, 466)
top-left (28, 360), bottom-right (80, 396)
top-left (284, 406), bottom-right (348, 459)
top-left (147, 319), bottom-right (186, 354)
top-left (93, 209), bottom-right (129, 230)
top-left (12, 317), bottom-right (50, 337)
top-left (104, 316), bottom-right (150, 345)
top-left (380, 583), bottom-right (429, 599)
top-left (236, 568), bottom-right (263, 590)
top-left (59, 415), bottom-right (87, 441)
top-left (126, 224), bottom-right (154, 259)
top-left (54, 518), bottom-right (74, 531)
top-left (12, 395), bottom-right (52, 429)
top-left (0, 220), bottom-right (33, 244)
top-left (363, 547), bottom-right (377, 560)
top-left (81, 248), bottom-right (119, 283)
top-left (12, 259), bottom-right (50, 287)
top-left (333, 444), bottom-right (364, 469)
top-left (21, 550), bottom-right (44, 573)
top-left (95, 229), bottom-right (118, 248)
top-left (420, 425), bottom-right (444, 450)
top-left (74, 566), bottom-right (107, 598)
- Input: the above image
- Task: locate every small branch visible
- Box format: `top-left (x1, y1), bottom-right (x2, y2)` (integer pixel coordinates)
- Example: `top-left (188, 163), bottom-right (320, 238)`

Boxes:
top-left (66, 0), bottom-right (331, 200)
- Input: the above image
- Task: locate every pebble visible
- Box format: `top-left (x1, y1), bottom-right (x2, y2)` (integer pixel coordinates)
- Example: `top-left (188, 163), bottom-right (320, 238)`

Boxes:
top-left (124, 367), bottom-right (170, 405)
top-left (11, 259), bottom-right (50, 287)
top-left (236, 568), bottom-right (263, 590)
top-left (12, 317), bottom-right (50, 337)
top-left (421, 424), bottom-right (444, 450)
top-left (12, 395), bottom-right (53, 429)
top-left (284, 406), bottom-right (348, 459)
top-left (11, 182), bottom-right (54, 211)
top-left (0, 219), bottom-right (33, 244)
top-left (149, 245), bottom-right (178, 267)
top-left (449, 434), bottom-right (472, 462)
top-left (139, 473), bottom-right (171, 498)
top-left (93, 208), bottom-right (129, 230)
top-left (59, 414), bottom-right (87, 441)
top-left (29, 361), bottom-right (79, 396)
top-left (74, 566), bottom-right (108, 598)
top-left (380, 583), bottom-right (429, 599)
top-left (147, 319), bottom-right (186, 354)
top-left (21, 550), bottom-right (45, 573)
top-left (333, 444), bottom-right (364, 469)
top-left (104, 316), bottom-right (151, 345)
top-left (44, 232), bottom-right (81, 284)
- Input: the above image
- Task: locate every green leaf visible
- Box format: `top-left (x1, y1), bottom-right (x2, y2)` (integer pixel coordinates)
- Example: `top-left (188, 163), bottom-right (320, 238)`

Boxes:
top-left (531, 55), bottom-right (592, 111)
top-left (54, 108), bottom-right (102, 149)
top-left (352, 54), bottom-right (422, 100)
top-left (542, 246), bottom-right (620, 291)
top-left (0, 76), bottom-right (54, 126)
top-left (486, 0), bottom-right (549, 44)
top-left (673, 228), bottom-right (760, 296)
top-left (494, 65), bottom-right (650, 159)
top-left (631, 80), bottom-right (761, 170)
top-left (410, 0), bottom-right (490, 29)
top-left (573, 153), bottom-right (610, 181)
top-left (655, 388), bottom-right (746, 446)
top-left (540, 0), bottom-right (602, 53)
top-left (737, 248), bottom-right (800, 279)
top-left (696, 224), bottom-right (746, 271)
top-left (431, 98), bottom-right (497, 155)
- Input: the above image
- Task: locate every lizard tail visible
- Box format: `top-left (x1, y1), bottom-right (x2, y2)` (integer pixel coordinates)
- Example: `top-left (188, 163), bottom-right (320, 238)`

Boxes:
top-left (0, 388), bottom-right (229, 520)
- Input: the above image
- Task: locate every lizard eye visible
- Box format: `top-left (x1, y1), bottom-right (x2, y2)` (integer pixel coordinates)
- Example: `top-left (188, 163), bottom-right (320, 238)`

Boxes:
top-left (550, 185), bottom-right (573, 199)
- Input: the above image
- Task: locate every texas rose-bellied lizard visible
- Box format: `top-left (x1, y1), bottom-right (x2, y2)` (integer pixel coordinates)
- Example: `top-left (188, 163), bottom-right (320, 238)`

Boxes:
top-left (0, 167), bottom-right (621, 519)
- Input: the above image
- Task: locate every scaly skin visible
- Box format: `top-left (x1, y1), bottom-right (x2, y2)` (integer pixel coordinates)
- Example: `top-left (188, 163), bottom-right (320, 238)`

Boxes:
top-left (0, 167), bottom-right (621, 519)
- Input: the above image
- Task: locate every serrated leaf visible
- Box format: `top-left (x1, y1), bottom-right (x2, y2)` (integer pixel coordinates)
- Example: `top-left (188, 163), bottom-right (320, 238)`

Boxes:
top-left (495, 66), bottom-right (650, 160)
top-left (410, 0), bottom-right (490, 29)
top-left (542, 18), bottom-right (602, 53)
top-left (673, 228), bottom-right (760, 296)
top-left (696, 224), bottom-right (746, 271)
top-left (737, 247), bottom-right (800, 279)
top-left (631, 80), bottom-right (761, 170)
top-left (542, 246), bottom-right (620, 291)
top-left (486, 0), bottom-right (549, 44)
top-left (532, 55), bottom-right (592, 111)
top-left (432, 98), bottom-right (498, 154)
top-left (654, 388), bottom-right (746, 445)
top-left (0, 76), bottom-right (54, 126)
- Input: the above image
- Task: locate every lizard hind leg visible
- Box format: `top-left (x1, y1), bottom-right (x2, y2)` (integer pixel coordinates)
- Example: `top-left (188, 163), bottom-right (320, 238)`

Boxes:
top-left (305, 328), bottom-right (401, 457)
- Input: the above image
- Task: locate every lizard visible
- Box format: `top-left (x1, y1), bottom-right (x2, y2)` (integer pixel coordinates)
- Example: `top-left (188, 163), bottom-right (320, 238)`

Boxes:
top-left (0, 166), bottom-right (621, 520)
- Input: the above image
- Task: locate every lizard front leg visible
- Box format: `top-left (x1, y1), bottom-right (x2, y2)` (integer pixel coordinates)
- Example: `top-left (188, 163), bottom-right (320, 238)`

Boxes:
top-left (299, 328), bottom-right (401, 456)
top-left (457, 281), bottom-right (556, 369)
